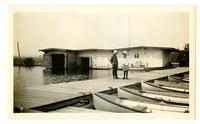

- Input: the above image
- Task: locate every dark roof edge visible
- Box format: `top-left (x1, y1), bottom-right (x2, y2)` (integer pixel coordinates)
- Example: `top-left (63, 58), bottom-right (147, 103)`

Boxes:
top-left (114, 46), bottom-right (178, 51)
top-left (39, 46), bottom-right (178, 52)
top-left (39, 48), bottom-right (77, 52)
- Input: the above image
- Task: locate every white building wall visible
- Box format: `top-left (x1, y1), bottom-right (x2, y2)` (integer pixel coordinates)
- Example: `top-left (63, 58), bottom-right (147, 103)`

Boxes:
top-left (78, 48), bottom-right (169, 69)
top-left (78, 50), bottom-right (112, 68)
top-left (128, 48), bottom-right (164, 68)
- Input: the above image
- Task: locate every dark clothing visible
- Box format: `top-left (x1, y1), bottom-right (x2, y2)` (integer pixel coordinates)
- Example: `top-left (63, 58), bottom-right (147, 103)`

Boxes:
top-left (110, 54), bottom-right (118, 66)
top-left (110, 54), bottom-right (118, 79)
top-left (123, 71), bottom-right (128, 79)
top-left (112, 64), bottom-right (118, 79)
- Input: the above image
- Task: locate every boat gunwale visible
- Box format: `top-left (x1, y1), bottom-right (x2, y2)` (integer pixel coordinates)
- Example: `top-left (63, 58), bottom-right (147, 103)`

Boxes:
top-left (160, 85), bottom-right (189, 93)
top-left (169, 75), bottom-right (189, 83)
top-left (154, 80), bottom-right (189, 90)
top-left (119, 87), bottom-right (189, 106)
top-left (119, 87), bottom-right (163, 102)
top-left (143, 81), bottom-right (189, 94)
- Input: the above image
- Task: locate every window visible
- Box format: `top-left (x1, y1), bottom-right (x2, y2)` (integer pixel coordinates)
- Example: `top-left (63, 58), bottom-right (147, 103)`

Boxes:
top-left (135, 53), bottom-right (139, 58)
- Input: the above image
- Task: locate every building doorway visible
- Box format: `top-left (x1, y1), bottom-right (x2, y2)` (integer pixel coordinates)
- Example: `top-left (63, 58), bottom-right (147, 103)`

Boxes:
top-left (51, 54), bottom-right (65, 69)
top-left (79, 57), bottom-right (90, 71)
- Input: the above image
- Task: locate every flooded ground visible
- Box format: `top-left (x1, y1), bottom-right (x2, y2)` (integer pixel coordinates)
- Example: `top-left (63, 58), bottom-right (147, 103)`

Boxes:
top-left (14, 66), bottom-right (114, 89)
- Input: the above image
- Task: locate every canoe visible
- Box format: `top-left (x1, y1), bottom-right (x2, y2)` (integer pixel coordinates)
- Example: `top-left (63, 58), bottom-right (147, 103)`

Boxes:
top-left (118, 87), bottom-right (189, 106)
top-left (154, 80), bottom-right (189, 90)
top-left (159, 85), bottom-right (189, 93)
top-left (93, 93), bottom-right (151, 113)
top-left (118, 98), bottom-right (189, 113)
top-left (141, 81), bottom-right (189, 94)
top-left (140, 90), bottom-right (189, 98)
top-left (94, 93), bottom-right (188, 113)
top-left (168, 75), bottom-right (189, 83)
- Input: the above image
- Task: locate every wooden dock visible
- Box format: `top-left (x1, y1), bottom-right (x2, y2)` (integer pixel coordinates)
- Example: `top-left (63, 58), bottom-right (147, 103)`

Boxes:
top-left (14, 67), bottom-right (189, 112)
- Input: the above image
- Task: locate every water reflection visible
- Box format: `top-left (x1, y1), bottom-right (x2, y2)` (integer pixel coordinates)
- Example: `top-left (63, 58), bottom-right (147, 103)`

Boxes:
top-left (14, 67), bottom-right (44, 90)
top-left (14, 66), bottom-right (112, 89)
top-left (89, 69), bottom-right (111, 79)
top-left (43, 68), bottom-right (90, 85)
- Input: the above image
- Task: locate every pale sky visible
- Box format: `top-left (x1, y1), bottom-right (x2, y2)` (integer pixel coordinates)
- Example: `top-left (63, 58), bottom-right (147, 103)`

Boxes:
top-left (13, 10), bottom-right (189, 57)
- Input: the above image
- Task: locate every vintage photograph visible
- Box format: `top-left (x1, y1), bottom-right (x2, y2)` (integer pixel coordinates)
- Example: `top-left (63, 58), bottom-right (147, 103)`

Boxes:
top-left (11, 6), bottom-right (195, 119)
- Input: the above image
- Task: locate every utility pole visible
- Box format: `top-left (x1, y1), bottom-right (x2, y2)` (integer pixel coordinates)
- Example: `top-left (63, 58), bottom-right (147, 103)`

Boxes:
top-left (17, 42), bottom-right (21, 67)
top-left (128, 13), bottom-right (131, 48)
top-left (17, 42), bottom-right (21, 59)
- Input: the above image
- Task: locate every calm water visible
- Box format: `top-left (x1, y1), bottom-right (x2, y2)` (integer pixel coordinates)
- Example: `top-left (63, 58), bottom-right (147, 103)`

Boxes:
top-left (14, 66), bottom-right (112, 89)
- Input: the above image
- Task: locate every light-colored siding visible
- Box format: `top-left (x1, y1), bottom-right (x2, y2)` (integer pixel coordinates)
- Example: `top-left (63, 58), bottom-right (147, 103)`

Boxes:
top-left (128, 48), bottom-right (163, 67)
top-left (78, 50), bottom-right (112, 68)
top-left (78, 48), bottom-right (168, 68)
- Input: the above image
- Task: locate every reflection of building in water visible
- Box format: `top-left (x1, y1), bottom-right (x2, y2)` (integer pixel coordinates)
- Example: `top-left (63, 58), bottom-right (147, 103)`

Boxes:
top-left (42, 68), bottom-right (89, 85)
top-left (39, 46), bottom-right (178, 69)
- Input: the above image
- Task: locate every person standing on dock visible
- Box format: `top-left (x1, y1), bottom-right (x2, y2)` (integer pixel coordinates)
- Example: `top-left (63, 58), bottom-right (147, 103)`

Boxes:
top-left (110, 50), bottom-right (119, 79)
top-left (122, 51), bottom-right (129, 79)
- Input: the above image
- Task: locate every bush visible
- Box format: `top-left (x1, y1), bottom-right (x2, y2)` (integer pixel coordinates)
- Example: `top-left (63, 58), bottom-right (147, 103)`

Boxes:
top-left (24, 57), bottom-right (35, 67)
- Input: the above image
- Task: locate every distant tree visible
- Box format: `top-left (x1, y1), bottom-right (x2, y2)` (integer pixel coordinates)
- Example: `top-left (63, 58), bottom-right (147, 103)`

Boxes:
top-left (169, 52), bottom-right (181, 63)
top-left (24, 57), bottom-right (35, 67)
top-left (184, 43), bottom-right (189, 51)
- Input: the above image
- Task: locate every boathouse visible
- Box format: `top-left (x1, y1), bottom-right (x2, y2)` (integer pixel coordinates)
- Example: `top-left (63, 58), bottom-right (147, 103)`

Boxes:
top-left (39, 46), bottom-right (177, 69)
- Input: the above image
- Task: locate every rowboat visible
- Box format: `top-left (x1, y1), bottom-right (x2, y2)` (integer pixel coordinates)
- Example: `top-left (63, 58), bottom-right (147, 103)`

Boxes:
top-left (154, 80), bottom-right (189, 90)
top-left (141, 81), bottom-right (189, 93)
top-left (140, 89), bottom-right (189, 98)
top-left (168, 75), bottom-right (189, 83)
top-left (119, 99), bottom-right (189, 113)
top-left (93, 93), bottom-right (151, 113)
top-left (118, 87), bottom-right (189, 106)
top-left (94, 93), bottom-right (189, 113)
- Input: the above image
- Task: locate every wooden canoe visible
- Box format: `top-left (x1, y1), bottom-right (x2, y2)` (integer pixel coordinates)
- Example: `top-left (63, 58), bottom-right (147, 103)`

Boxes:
top-left (139, 90), bottom-right (189, 98)
top-left (141, 81), bottom-right (189, 94)
top-left (118, 87), bottom-right (189, 106)
top-left (118, 98), bottom-right (189, 113)
top-left (154, 80), bottom-right (189, 90)
top-left (168, 75), bottom-right (189, 83)
top-left (93, 93), bottom-right (151, 113)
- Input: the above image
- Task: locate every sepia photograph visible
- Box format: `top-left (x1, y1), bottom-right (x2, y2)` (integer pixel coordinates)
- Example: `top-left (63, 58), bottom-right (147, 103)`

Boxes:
top-left (10, 5), bottom-right (195, 119)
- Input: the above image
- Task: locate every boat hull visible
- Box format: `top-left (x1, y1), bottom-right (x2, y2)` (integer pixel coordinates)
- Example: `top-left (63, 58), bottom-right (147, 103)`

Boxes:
top-left (118, 87), bottom-right (189, 106)
top-left (141, 82), bottom-right (189, 94)
top-left (154, 80), bottom-right (189, 90)
top-left (141, 81), bottom-right (169, 92)
top-left (93, 93), bottom-right (150, 113)
top-left (168, 75), bottom-right (189, 83)
top-left (118, 87), bottom-right (161, 104)
top-left (119, 99), bottom-right (189, 113)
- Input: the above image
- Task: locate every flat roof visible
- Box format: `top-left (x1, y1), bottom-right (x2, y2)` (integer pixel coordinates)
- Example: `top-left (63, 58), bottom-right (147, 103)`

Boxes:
top-left (39, 46), bottom-right (178, 52)
top-left (115, 46), bottom-right (178, 51)
top-left (39, 48), bottom-right (77, 52)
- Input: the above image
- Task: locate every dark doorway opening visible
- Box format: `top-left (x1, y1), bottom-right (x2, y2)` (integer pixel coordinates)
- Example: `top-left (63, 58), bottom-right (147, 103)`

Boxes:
top-left (52, 54), bottom-right (65, 69)
top-left (80, 57), bottom-right (90, 71)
